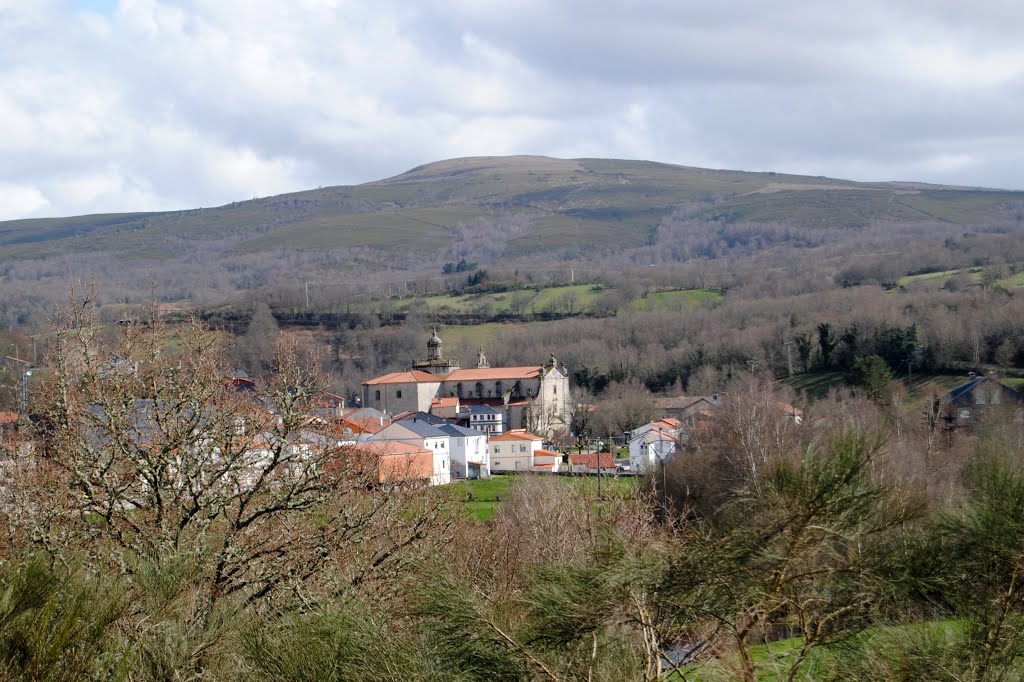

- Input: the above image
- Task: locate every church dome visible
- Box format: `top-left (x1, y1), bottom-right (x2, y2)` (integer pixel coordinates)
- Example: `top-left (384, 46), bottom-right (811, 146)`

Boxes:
top-left (427, 328), bottom-right (442, 348)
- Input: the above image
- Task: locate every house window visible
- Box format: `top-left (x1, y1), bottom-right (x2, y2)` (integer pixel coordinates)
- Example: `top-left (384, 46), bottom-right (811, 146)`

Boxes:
top-left (960, 408), bottom-right (972, 420)
top-left (375, 390), bottom-right (381, 400)
top-left (552, 385), bottom-right (557, 395)
top-left (396, 390), bottom-right (402, 399)
top-left (476, 382), bottom-right (483, 398)
top-left (496, 381), bottom-right (502, 396)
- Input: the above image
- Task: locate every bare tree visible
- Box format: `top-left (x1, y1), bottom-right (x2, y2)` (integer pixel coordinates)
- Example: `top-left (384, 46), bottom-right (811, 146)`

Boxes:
top-left (7, 291), bottom-right (442, 615)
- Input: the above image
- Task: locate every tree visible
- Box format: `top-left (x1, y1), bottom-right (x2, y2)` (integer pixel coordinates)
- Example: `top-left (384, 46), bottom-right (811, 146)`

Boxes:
top-left (667, 430), bottom-right (918, 682)
top-left (849, 355), bottom-right (893, 407)
top-left (590, 380), bottom-right (656, 436)
top-left (794, 331), bottom-right (814, 373)
top-left (7, 294), bottom-right (442, 630)
top-left (234, 301), bottom-right (279, 373)
top-left (817, 323), bottom-right (837, 369)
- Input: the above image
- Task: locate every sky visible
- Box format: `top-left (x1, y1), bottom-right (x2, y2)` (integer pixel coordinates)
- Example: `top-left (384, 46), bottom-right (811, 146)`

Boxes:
top-left (2, 0), bottom-right (1024, 220)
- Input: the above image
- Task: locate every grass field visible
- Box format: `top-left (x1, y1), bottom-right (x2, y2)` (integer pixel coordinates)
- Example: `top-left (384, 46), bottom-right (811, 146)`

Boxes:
top-left (782, 371), bottom-right (970, 404)
top-left (409, 285), bottom-right (722, 318)
top-left (688, 620), bottom-right (964, 681)
top-left (457, 474), bottom-right (639, 521)
top-left (412, 284), bottom-right (604, 315)
top-left (896, 267), bottom-right (982, 288)
top-left (629, 288), bottom-right (724, 311)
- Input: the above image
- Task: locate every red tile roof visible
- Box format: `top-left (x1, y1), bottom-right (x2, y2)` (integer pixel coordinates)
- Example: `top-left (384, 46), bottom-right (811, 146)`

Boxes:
top-left (338, 416), bottom-right (388, 434)
top-left (533, 448), bottom-right (562, 458)
top-left (567, 452), bottom-right (617, 469)
top-left (445, 367), bottom-right (542, 382)
top-left (489, 429), bottom-right (544, 442)
top-left (432, 397), bottom-right (459, 408)
top-left (363, 370), bottom-right (441, 385)
top-left (774, 402), bottom-right (804, 416)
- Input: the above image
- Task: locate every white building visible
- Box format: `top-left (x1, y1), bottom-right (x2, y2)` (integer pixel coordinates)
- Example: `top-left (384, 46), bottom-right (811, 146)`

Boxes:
top-left (628, 418), bottom-right (683, 475)
top-left (367, 419), bottom-right (451, 485)
top-left (463, 404), bottom-right (504, 434)
top-left (488, 429), bottom-right (545, 473)
top-left (438, 422), bottom-right (489, 479)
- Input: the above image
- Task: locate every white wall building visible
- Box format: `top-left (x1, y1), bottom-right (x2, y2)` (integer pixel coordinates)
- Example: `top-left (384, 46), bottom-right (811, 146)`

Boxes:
top-left (367, 419), bottom-right (451, 485)
top-left (488, 429), bottom-right (544, 473)
top-left (438, 422), bottom-right (489, 479)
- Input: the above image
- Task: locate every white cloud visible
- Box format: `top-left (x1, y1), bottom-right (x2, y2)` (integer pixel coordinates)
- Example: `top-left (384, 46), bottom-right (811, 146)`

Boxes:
top-left (2, 0), bottom-right (1024, 220)
top-left (0, 182), bottom-right (50, 221)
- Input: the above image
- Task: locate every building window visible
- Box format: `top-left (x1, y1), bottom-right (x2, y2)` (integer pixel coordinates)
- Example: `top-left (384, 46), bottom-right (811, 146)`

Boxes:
top-left (494, 446), bottom-right (500, 453)
top-left (553, 385), bottom-right (557, 395)
top-left (396, 390), bottom-right (402, 399)
top-left (475, 382), bottom-right (483, 398)
top-left (375, 390), bottom-right (381, 400)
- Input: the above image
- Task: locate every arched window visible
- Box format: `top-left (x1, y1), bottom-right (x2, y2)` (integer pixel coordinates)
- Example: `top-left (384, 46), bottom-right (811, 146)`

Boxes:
top-left (495, 381), bottom-right (503, 397)
top-left (475, 382), bottom-right (483, 398)
top-left (456, 383), bottom-right (463, 398)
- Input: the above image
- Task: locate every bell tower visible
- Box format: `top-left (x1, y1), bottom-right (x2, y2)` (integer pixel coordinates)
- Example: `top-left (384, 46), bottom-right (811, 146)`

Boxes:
top-left (413, 327), bottom-right (460, 376)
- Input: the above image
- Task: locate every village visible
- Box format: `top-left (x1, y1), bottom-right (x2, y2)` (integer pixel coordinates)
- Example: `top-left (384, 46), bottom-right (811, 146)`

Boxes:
top-left (3, 327), bottom-right (995, 495)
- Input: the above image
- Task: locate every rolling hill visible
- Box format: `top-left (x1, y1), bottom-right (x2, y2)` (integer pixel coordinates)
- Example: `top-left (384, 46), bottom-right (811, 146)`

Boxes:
top-left (3, 155), bottom-right (1021, 264)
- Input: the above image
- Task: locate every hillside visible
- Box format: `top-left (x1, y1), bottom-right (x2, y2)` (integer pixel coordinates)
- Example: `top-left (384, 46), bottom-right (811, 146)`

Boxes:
top-left (2, 155), bottom-right (1020, 264)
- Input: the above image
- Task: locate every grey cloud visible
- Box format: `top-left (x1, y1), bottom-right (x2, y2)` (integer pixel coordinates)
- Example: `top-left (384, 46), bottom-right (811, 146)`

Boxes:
top-left (2, 0), bottom-right (1024, 221)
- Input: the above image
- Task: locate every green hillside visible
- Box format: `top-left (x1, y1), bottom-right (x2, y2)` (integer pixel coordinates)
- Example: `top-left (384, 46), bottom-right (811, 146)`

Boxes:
top-left (3, 155), bottom-right (1020, 264)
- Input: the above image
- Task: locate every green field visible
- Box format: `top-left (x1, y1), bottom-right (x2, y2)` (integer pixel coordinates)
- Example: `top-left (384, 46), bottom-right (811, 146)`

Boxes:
top-left (629, 288), bottom-right (724, 311)
top-left (458, 474), bottom-right (639, 522)
top-left (783, 371), bottom-right (971, 404)
top-left (896, 267), bottom-right (982, 288)
top-left (411, 284), bottom-right (604, 315)
top-left (408, 284), bottom-right (722, 318)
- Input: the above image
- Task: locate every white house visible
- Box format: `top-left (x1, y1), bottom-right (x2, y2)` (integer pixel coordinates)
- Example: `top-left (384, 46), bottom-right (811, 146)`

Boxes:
top-left (488, 429), bottom-right (544, 473)
top-left (367, 419), bottom-right (451, 485)
top-left (463, 404), bottom-right (504, 434)
top-left (438, 422), bottom-right (490, 479)
top-left (628, 418), bottom-right (683, 475)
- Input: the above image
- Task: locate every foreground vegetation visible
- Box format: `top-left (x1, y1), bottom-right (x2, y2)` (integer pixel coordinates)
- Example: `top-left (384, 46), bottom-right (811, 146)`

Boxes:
top-left (5, 299), bottom-right (1024, 680)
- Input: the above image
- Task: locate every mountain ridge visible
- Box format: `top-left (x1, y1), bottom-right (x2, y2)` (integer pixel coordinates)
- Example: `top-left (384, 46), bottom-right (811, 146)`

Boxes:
top-left (1, 156), bottom-right (1021, 265)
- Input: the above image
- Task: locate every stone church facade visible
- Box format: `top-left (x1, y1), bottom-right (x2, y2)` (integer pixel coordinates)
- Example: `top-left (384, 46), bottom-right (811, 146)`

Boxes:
top-left (362, 329), bottom-right (569, 437)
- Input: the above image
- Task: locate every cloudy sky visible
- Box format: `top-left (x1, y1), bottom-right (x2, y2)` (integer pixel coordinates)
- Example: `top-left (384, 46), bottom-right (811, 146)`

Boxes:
top-left (2, 0), bottom-right (1024, 220)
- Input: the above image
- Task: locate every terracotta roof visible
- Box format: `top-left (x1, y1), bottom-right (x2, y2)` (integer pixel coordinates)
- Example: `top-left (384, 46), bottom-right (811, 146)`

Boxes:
top-left (533, 448), bottom-right (562, 458)
top-left (655, 417), bottom-right (683, 428)
top-left (338, 416), bottom-right (388, 434)
top-left (445, 367), bottom-right (542, 382)
top-left (567, 452), bottom-right (617, 469)
top-left (489, 429), bottom-right (544, 442)
top-left (354, 441), bottom-right (429, 456)
top-left (432, 397), bottom-right (459, 407)
top-left (363, 370), bottom-right (440, 385)
top-left (774, 402), bottom-right (804, 416)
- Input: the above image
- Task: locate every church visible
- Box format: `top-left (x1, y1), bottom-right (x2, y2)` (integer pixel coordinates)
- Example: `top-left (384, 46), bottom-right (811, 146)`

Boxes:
top-left (361, 329), bottom-right (570, 437)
